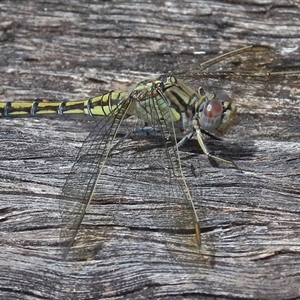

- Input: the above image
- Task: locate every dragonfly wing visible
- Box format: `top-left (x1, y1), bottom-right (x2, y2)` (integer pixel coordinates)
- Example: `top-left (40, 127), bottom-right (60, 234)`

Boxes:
top-left (115, 84), bottom-right (202, 248)
top-left (176, 46), bottom-right (300, 115)
top-left (59, 98), bottom-right (132, 259)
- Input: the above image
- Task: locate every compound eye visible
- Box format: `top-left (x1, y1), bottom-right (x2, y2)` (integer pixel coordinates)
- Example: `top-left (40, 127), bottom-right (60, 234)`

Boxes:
top-left (200, 98), bottom-right (223, 131)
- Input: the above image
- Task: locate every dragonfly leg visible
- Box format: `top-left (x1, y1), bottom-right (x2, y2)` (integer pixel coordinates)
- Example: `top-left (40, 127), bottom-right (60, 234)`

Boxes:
top-left (194, 123), bottom-right (238, 167)
top-left (176, 132), bottom-right (194, 148)
top-left (200, 129), bottom-right (222, 141)
top-left (176, 128), bottom-right (222, 148)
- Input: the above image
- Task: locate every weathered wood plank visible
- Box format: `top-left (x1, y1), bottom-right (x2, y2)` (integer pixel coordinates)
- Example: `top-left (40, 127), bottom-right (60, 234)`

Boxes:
top-left (0, 1), bottom-right (300, 299)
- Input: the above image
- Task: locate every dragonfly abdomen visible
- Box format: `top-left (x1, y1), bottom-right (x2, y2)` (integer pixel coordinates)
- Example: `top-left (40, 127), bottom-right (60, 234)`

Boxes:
top-left (0, 91), bottom-right (128, 117)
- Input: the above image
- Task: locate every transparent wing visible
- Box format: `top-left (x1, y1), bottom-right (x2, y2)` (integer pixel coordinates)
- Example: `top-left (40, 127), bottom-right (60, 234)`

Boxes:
top-left (142, 86), bottom-right (201, 244)
top-left (59, 98), bottom-right (132, 259)
top-left (174, 45), bottom-right (300, 116)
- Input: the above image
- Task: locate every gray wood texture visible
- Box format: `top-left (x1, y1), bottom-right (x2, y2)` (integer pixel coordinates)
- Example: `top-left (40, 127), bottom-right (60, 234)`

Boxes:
top-left (1, 1), bottom-right (300, 299)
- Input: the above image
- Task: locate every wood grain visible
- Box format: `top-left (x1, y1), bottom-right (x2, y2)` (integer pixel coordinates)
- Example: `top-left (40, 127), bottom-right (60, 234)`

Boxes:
top-left (0, 1), bottom-right (300, 299)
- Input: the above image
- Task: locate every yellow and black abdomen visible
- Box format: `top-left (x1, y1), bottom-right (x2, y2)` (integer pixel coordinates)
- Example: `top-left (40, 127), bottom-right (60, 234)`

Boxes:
top-left (0, 91), bottom-right (128, 117)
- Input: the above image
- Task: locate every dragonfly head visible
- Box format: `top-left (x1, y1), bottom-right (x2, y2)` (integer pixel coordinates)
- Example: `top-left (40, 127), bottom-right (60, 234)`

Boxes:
top-left (196, 88), bottom-right (237, 134)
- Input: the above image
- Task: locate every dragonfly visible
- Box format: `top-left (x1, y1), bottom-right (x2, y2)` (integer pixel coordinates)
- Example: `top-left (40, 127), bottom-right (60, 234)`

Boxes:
top-left (1, 45), bottom-right (299, 259)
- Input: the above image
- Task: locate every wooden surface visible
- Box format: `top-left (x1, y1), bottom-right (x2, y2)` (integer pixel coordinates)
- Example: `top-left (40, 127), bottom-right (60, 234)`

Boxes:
top-left (1, 1), bottom-right (300, 299)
